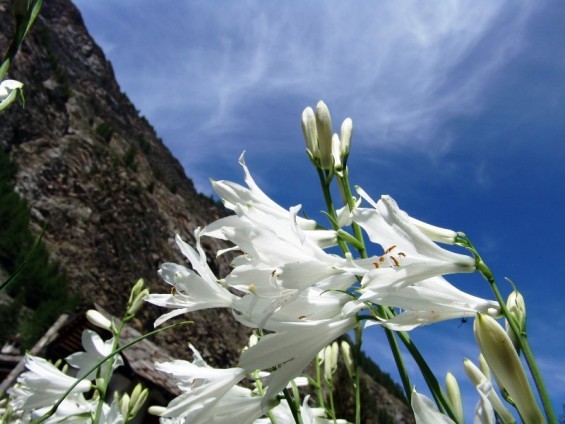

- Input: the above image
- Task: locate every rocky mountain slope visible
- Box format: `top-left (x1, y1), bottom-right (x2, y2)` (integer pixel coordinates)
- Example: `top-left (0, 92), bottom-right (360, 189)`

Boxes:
top-left (0, 0), bottom-right (413, 421)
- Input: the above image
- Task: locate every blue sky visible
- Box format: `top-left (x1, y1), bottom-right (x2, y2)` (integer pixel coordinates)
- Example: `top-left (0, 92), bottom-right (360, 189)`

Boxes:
top-left (73, 0), bottom-right (565, 420)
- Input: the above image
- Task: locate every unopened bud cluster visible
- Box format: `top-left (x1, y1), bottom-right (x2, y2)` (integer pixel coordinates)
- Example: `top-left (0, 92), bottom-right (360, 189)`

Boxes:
top-left (301, 101), bottom-right (352, 175)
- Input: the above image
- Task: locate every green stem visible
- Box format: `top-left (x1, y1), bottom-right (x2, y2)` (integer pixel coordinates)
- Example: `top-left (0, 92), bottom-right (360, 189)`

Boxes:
top-left (394, 328), bottom-right (460, 422)
top-left (283, 388), bottom-right (303, 424)
top-left (315, 356), bottom-right (326, 410)
top-left (337, 168), bottom-right (366, 258)
top-left (92, 320), bottom-right (125, 423)
top-left (383, 323), bottom-right (412, 404)
top-left (33, 321), bottom-right (193, 424)
top-left (1, 0), bottom-right (43, 80)
top-left (353, 324), bottom-right (362, 424)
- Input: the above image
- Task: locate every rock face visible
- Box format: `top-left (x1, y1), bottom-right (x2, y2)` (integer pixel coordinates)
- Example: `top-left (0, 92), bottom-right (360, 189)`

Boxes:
top-left (0, 0), bottom-right (413, 421)
top-left (0, 0), bottom-right (246, 366)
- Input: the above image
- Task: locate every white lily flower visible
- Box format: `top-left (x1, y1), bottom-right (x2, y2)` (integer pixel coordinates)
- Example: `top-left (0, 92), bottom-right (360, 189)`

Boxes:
top-left (258, 395), bottom-right (347, 424)
top-left (239, 316), bottom-right (356, 402)
top-left (211, 153), bottom-right (331, 237)
top-left (204, 204), bottom-right (351, 292)
top-left (0, 79), bottom-right (23, 111)
top-left (8, 355), bottom-right (92, 412)
top-left (153, 345), bottom-right (266, 424)
top-left (233, 286), bottom-right (350, 330)
top-left (66, 329), bottom-right (124, 380)
top-left (351, 189), bottom-right (475, 292)
top-left (146, 232), bottom-right (237, 326)
top-left (360, 276), bottom-right (499, 331)
top-left (411, 388), bottom-right (455, 424)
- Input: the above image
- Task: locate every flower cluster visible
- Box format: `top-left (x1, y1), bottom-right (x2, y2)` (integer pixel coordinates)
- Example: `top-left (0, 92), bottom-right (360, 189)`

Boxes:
top-left (143, 102), bottom-right (506, 423)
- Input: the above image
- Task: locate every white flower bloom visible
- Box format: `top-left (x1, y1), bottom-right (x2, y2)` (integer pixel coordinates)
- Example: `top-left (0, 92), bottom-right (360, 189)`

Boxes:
top-left (0, 79), bottom-right (23, 111)
top-left (66, 329), bottom-right (124, 380)
top-left (153, 345), bottom-right (266, 424)
top-left (211, 153), bottom-right (329, 236)
top-left (351, 189), bottom-right (475, 292)
top-left (8, 355), bottom-right (92, 414)
top-left (239, 317), bottom-right (356, 401)
top-left (411, 389), bottom-right (455, 424)
top-left (146, 232), bottom-right (236, 327)
top-left (359, 276), bottom-right (499, 331)
top-left (257, 395), bottom-right (346, 424)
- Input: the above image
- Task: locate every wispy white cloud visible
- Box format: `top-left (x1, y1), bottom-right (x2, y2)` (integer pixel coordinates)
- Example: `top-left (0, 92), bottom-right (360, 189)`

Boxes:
top-left (75, 0), bottom-right (538, 191)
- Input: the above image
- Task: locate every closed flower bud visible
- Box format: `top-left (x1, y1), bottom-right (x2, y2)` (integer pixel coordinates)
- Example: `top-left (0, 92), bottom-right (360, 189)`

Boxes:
top-left (129, 384), bottom-right (149, 417)
top-left (147, 406), bottom-right (166, 416)
top-left (315, 101), bottom-right (333, 170)
top-left (0, 79), bottom-right (24, 111)
top-left (120, 393), bottom-right (130, 419)
top-left (324, 342), bottom-right (339, 382)
top-left (464, 358), bottom-right (515, 423)
top-left (301, 107), bottom-right (319, 159)
top-left (86, 309), bottom-right (113, 331)
top-left (505, 290), bottom-right (526, 352)
top-left (474, 313), bottom-right (543, 423)
top-left (340, 340), bottom-right (354, 378)
top-left (445, 372), bottom-right (464, 424)
top-left (340, 117), bottom-right (352, 159)
top-left (331, 133), bottom-right (342, 173)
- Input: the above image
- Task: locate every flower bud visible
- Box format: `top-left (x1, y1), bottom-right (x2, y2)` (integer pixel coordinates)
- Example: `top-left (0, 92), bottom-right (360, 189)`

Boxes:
top-left (86, 309), bottom-right (112, 331)
top-left (147, 406), bottom-right (166, 416)
top-left (464, 358), bottom-right (515, 423)
top-left (120, 393), bottom-right (130, 419)
top-left (315, 101), bottom-right (333, 170)
top-left (340, 117), bottom-right (352, 159)
top-left (340, 340), bottom-right (354, 378)
top-left (445, 372), bottom-right (464, 424)
top-left (478, 354), bottom-right (490, 380)
top-left (474, 313), bottom-right (543, 423)
top-left (323, 342), bottom-right (338, 382)
top-left (331, 133), bottom-right (342, 173)
top-left (129, 384), bottom-right (149, 417)
top-left (505, 290), bottom-right (526, 352)
top-left (301, 107), bottom-right (319, 159)
top-left (0, 79), bottom-right (24, 111)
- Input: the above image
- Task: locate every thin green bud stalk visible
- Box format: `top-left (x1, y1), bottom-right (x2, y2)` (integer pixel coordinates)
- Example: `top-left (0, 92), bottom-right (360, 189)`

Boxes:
top-left (315, 350), bottom-right (327, 411)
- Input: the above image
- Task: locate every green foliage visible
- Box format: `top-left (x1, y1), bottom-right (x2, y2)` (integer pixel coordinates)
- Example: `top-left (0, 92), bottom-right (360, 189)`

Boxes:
top-left (95, 122), bottom-right (113, 143)
top-left (123, 146), bottom-right (137, 170)
top-left (0, 148), bottom-right (77, 349)
top-left (136, 134), bottom-right (151, 154)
